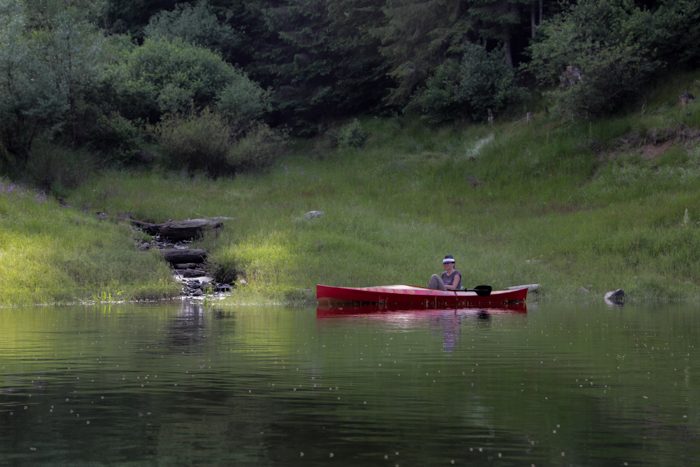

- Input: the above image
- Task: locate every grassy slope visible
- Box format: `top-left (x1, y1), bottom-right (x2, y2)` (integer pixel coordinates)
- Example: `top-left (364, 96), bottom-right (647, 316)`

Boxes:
top-left (0, 183), bottom-right (179, 305)
top-left (64, 70), bottom-right (700, 304)
top-left (2, 70), bottom-right (699, 305)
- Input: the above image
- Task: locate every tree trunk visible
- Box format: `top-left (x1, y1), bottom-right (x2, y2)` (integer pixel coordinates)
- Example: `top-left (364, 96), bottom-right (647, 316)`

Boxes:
top-left (503, 31), bottom-right (513, 68)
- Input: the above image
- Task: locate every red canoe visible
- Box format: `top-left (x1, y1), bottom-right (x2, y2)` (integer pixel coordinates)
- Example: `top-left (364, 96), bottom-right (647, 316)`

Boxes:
top-left (316, 284), bottom-right (528, 311)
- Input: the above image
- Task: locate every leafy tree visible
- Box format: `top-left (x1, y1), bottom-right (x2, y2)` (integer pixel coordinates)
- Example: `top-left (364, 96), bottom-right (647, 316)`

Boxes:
top-left (527, 0), bottom-right (658, 119)
top-left (0, 0), bottom-right (105, 166)
top-left (108, 37), bottom-right (267, 124)
top-left (408, 42), bottom-right (519, 122)
top-left (144, 0), bottom-right (242, 61)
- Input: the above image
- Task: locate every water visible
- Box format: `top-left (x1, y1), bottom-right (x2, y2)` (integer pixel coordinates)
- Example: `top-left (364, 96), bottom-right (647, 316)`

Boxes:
top-left (1, 302), bottom-right (699, 466)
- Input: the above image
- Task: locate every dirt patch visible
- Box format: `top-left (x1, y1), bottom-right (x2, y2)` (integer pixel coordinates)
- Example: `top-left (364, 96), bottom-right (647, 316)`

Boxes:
top-left (605, 125), bottom-right (700, 161)
top-left (641, 140), bottom-right (674, 160)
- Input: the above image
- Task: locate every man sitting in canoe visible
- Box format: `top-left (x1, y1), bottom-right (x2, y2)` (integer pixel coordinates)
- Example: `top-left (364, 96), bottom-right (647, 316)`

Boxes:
top-left (428, 255), bottom-right (462, 290)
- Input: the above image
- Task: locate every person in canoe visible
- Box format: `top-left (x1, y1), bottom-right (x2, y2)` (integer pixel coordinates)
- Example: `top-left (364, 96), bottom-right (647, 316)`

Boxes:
top-left (428, 255), bottom-right (462, 290)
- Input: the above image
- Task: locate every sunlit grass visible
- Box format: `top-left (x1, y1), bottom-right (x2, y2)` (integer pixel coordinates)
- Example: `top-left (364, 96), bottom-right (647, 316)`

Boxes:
top-left (0, 183), bottom-right (179, 305)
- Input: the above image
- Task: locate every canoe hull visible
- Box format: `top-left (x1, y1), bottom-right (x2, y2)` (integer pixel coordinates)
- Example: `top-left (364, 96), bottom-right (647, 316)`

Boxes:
top-left (316, 284), bottom-right (528, 311)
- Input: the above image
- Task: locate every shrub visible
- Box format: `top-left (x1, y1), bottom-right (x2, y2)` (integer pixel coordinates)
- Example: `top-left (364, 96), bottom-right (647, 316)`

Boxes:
top-left (408, 43), bottom-right (518, 122)
top-left (144, 0), bottom-right (241, 58)
top-left (216, 78), bottom-right (271, 136)
top-left (88, 112), bottom-right (143, 164)
top-left (24, 138), bottom-right (96, 195)
top-left (156, 109), bottom-right (231, 176)
top-left (336, 119), bottom-right (368, 149)
top-left (527, 0), bottom-right (659, 119)
top-left (111, 38), bottom-right (267, 121)
top-left (226, 123), bottom-right (286, 172)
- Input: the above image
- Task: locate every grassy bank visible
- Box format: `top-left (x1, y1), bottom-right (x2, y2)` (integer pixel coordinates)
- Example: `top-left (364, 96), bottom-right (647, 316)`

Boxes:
top-left (3, 70), bottom-right (700, 305)
top-left (0, 182), bottom-right (179, 306)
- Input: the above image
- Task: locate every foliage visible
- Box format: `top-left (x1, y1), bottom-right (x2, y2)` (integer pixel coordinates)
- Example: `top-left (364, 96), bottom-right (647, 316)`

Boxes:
top-left (24, 138), bottom-right (97, 196)
top-left (250, 0), bottom-right (389, 132)
top-left (373, 0), bottom-right (469, 107)
top-left (648, 0), bottom-right (700, 68)
top-left (216, 78), bottom-right (271, 135)
top-left (144, 0), bottom-right (241, 59)
top-left (111, 37), bottom-right (264, 121)
top-left (409, 42), bottom-right (519, 122)
top-left (527, 0), bottom-right (659, 119)
top-left (227, 123), bottom-right (287, 172)
top-left (155, 108), bottom-right (231, 176)
top-left (335, 119), bottom-right (368, 149)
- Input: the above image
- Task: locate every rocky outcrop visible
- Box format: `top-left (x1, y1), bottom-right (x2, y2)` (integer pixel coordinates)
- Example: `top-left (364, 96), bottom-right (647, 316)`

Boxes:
top-left (132, 218), bottom-right (227, 241)
top-left (132, 217), bottom-right (233, 299)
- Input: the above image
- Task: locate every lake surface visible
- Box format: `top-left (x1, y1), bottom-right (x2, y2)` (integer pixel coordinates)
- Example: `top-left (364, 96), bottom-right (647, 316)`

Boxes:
top-left (1, 301), bottom-right (698, 466)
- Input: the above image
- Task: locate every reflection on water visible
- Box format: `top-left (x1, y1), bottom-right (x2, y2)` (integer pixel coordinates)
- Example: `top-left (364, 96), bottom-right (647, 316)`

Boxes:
top-left (1, 302), bottom-right (699, 466)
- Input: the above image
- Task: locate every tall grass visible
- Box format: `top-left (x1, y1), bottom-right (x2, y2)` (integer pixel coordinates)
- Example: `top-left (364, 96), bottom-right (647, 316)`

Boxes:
top-left (0, 181), bottom-right (178, 305)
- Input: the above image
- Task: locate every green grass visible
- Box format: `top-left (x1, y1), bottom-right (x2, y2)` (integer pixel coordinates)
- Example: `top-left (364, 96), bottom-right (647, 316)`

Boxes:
top-left (0, 182), bottom-right (179, 305)
top-left (4, 69), bottom-right (700, 305)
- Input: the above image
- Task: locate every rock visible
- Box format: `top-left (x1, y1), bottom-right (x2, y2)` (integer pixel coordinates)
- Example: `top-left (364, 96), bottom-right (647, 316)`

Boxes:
top-left (177, 268), bottom-right (207, 278)
top-left (172, 263), bottom-right (200, 270)
top-left (216, 284), bottom-right (233, 293)
top-left (132, 218), bottom-right (224, 241)
top-left (162, 248), bottom-right (207, 264)
top-left (137, 242), bottom-right (151, 251)
top-left (604, 289), bottom-right (625, 306)
top-left (303, 210), bottom-right (324, 220)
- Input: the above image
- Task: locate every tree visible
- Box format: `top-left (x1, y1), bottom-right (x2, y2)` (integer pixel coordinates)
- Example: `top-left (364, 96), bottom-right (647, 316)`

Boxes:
top-left (527, 0), bottom-right (659, 119)
top-left (144, 0), bottom-right (242, 61)
top-left (0, 0), bottom-right (105, 165)
top-left (107, 37), bottom-right (267, 124)
top-left (408, 42), bottom-right (519, 122)
top-left (373, 0), bottom-right (470, 107)
top-left (247, 0), bottom-right (389, 132)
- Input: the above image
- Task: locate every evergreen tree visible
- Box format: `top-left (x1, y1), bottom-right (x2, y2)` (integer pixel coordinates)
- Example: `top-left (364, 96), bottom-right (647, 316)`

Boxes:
top-left (373, 0), bottom-right (469, 107)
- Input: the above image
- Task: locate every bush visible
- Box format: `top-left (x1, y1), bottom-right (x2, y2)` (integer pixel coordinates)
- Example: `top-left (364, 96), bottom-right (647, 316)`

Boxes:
top-left (156, 109), bottom-right (231, 176)
top-left (336, 119), bottom-right (368, 149)
top-left (144, 0), bottom-right (241, 58)
top-left (227, 123), bottom-right (287, 172)
top-left (408, 43), bottom-right (519, 122)
top-left (527, 0), bottom-right (659, 119)
top-left (216, 78), bottom-right (271, 136)
top-left (111, 38), bottom-right (267, 121)
top-left (24, 138), bottom-right (96, 195)
top-left (88, 112), bottom-right (143, 164)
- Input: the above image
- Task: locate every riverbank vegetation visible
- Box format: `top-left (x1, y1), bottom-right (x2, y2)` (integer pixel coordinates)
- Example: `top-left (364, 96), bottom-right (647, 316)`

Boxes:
top-left (1, 0), bottom-right (700, 305)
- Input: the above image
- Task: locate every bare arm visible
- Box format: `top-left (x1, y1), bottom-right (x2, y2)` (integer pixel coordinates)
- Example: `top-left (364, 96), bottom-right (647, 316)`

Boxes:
top-left (445, 272), bottom-right (461, 290)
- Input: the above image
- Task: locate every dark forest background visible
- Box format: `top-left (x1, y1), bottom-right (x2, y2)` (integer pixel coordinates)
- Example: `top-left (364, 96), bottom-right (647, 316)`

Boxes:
top-left (1, 0), bottom-right (699, 183)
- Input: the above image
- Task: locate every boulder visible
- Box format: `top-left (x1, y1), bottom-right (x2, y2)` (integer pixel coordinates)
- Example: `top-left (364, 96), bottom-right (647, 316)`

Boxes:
top-left (176, 268), bottom-right (207, 278)
top-left (162, 248), bottom-right (207, 264)
top-left (303, 210), bottom-right (324, 220)
top-left (604, 289), bottom-right (625, 306)
top-left (132, 218), bottom-right (224, 241)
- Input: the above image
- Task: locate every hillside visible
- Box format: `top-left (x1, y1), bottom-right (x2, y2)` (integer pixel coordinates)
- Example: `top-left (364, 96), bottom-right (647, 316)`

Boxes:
top-left (17, 69), bottom-right (690, 306)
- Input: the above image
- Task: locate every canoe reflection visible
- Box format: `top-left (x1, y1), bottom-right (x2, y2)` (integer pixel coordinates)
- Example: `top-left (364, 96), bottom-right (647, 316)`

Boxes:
top-left (316, 302), bottom-right (526, 318)
top-left (316, 305), bottom-right (526, 352)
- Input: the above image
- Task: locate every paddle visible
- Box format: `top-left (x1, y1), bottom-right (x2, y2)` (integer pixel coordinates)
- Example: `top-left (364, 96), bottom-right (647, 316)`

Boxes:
top-left (456, 285), bottom-right (492, 296)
